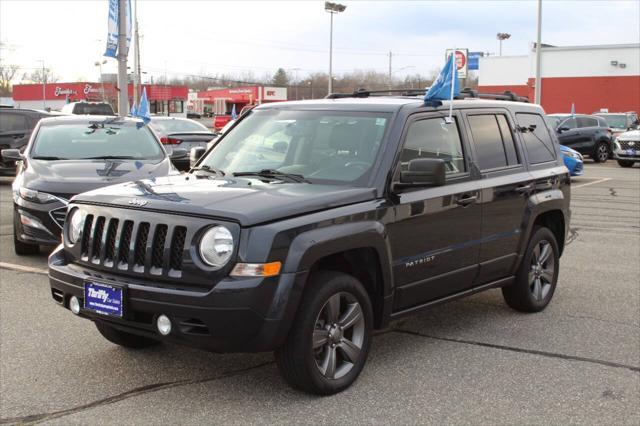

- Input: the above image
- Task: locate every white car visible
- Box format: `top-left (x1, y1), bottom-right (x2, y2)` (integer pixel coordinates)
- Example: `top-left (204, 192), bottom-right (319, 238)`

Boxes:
top-left (613, 130), bottom-right (640, 167)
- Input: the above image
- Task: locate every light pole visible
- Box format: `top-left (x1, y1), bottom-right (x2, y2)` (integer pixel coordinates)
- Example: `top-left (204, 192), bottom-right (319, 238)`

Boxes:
top-left (287, 68), bottom-right (301, 100)
top-left (307, 80), bottom-right (314, 99)
top-left (497, 32), bottom-right (511, 56)
top-left (325, 1), bottom-right (346, 95)
top-left (37, 60), bottom-right (45, 110)
top-left (534, 0), bottom-right (542, 104)
top-left (94, 59), bottom-right (107, 102)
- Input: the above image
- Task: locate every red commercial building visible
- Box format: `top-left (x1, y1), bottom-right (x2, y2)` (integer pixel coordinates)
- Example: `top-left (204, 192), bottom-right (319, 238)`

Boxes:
top-left (12, 82), bottom-right (189, 116)
top-left (478, 43), bottom-right (640, 114)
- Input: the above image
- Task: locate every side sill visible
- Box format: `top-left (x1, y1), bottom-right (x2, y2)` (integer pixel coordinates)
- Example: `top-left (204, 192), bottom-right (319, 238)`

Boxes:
top-left (389, 276), bottom-right (514, 320)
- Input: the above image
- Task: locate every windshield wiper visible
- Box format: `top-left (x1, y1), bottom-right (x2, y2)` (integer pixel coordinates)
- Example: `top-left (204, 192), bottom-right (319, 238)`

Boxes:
top-left (82, 155), bottom-right (136, 159)
top-left (32, 156), bottom-right (68, 160)
top-left (233, 169), bottom-right (309, 183)
top-left (192, 164), bottom-right (225, 177)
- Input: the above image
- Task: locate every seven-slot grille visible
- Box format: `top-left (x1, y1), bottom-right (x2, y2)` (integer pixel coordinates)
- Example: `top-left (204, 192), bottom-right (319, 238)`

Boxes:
top-left (618, 140), bottom-right (639, 150)
top-left (78, 214), bottom-right (187, 276)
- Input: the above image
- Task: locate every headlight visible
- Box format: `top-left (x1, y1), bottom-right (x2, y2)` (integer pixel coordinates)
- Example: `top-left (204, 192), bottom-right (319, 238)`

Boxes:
top-left (67, 208), bottom-right (84, 245)
top-left (19, 187), bottom-right (58, 204)
top-left (198, 226), bottom-right (233, 269)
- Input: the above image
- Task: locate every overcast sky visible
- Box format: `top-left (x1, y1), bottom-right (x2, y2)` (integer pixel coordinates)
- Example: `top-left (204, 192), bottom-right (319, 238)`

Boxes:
top-left (1, 0), bottom-right (639, 83)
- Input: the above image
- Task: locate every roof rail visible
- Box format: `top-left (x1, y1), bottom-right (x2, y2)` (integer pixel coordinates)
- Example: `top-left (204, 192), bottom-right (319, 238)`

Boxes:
top-left (456, 88), bottom-right (530, 103)
top-left (324, 87), bottom-right (530, 103)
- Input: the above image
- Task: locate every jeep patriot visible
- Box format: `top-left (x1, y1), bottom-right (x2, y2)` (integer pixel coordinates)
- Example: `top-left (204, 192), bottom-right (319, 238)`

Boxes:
top-left (49, 90), bottom-right (570, 395)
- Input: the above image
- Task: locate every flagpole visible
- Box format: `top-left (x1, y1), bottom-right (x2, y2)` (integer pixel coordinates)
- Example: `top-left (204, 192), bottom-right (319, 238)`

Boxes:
top-left (447, 51), bottom-right (456, 123)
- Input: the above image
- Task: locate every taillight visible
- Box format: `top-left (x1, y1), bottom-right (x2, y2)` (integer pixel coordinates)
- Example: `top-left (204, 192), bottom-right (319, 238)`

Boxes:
top-left (160, 137), bottom-right (182, 145)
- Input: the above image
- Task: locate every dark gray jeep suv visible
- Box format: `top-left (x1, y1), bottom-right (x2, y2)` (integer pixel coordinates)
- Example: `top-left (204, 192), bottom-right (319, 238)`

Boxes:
top-left (49, 90), bottom-right (570, 395)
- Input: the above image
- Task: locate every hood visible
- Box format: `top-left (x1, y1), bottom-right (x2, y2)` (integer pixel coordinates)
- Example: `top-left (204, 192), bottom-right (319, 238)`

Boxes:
top-left (23, 158), bottom-right (174, 198)
top-left (73, 174), bottom-right (377, 226)
top-left (617, 130), bottom-right (640, 141)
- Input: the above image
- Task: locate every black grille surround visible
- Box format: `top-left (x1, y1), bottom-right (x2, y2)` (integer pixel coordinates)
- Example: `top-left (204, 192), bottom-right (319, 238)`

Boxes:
top-left (49, 207), bottom-right (68, 229)
top-left (66, 204), bottom-right (240, 289)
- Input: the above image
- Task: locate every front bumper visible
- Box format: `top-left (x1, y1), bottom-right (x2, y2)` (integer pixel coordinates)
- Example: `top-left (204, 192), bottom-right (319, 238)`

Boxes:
top-left (13, 198), bottom-right (66, 246)
top-left (613, 147), bottom-right (640, 161)
top-left (48, 246), bottom-right (307, 353)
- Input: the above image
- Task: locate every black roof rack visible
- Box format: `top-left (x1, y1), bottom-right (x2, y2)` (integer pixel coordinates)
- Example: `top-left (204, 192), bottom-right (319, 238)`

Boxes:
top-left (325, 87), bottom-right (530, 103)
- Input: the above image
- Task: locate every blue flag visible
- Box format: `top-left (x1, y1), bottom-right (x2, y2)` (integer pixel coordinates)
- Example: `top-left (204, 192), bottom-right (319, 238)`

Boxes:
top-left (425, 53), bottom-right (460, 102)
top-left (132, 87), bottom-right (150, 127)
top-left (231, 104), bottom-right (237, 120)
top-left (104, 0), bottom-right (132, 58)
top-left (570, 103), bottom-right (576, 118)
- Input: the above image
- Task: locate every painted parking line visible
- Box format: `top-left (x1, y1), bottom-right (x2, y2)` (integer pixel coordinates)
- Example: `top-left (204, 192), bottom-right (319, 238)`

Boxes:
top-left (0, 261), bottom-right (48, 275)
top-left (572, 177), bottom-right (612, 189)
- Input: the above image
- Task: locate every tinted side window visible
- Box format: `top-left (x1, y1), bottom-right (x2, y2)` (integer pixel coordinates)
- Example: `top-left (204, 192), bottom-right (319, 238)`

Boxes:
top-left (496, 115), bottom-right (519, 165)
top-left (468, 115), bottom-right (508, 170)
top-left (577, 117), bottom-right (598, 128)
top-left (401, 117), bottom-right (465, 175)
top-left (516, 113), bottom-right (557, 164)
top-left (560, 118), bottom-right (577, 129)
top-left (0, 112), bottom-right (29, 132)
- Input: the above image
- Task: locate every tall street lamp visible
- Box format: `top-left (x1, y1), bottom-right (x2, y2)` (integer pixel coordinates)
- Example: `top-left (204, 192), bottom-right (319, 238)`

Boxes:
top-left (497, 32), bottom-right (511, 56)
top-left (287, 67), bottom-right (301, 100)
top-left (325, 1), bottom-right (346, 94)
top-left (94, 59), bottom-right (107, 102)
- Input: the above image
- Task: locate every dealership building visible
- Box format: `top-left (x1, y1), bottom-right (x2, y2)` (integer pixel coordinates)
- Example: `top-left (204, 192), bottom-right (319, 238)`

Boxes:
top-left (478, 43), bottom-right (640, 114)
top-left (12, 82), bottom-right (189, 116)
top-left (190, 86), bottom-right (287, 116)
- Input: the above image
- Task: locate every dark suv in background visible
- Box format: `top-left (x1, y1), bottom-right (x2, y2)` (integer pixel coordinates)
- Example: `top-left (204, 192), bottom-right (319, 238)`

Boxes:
top-left (0, 107), bottom-right (55, 175)
top-left (49, 90), bottom-right (570, 395)
top-left (547, 114), bottom-right (612, 162)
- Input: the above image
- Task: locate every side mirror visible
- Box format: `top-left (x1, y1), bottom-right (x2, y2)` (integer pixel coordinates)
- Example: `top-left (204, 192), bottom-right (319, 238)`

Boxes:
top-left (397, 158), bottom-right (446, 188)
top-left (1, 149), bottom-right (24, 161)
top-left (557, 126), bottom-right (570, 133)
top-left (190, 147), bottom-right (206, 168)
top-left (169, 148), bottom-right (188, 159)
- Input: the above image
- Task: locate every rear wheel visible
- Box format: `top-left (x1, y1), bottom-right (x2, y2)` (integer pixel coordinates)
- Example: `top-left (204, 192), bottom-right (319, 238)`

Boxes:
top-left (95, 322), bottom-right (161, 349)
top-left (617, 160), bottom-right (634, 168)
top-left (502, 226), bottom-right (559, 312)
top-left (592, 142), bottom-right (609, 163)
top-left (275, 271), bottom-right (373, 395)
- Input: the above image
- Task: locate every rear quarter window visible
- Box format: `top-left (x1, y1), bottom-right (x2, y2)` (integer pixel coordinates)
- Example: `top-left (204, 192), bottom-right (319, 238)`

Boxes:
top-left (516, 113), bottom-right (557, 164)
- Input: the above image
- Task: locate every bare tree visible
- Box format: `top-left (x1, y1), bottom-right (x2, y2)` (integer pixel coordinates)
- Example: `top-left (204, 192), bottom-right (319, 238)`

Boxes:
top-left (0, 64), bottom-right (19, 97)
top-left (23, 68), bottom-right (59, 84)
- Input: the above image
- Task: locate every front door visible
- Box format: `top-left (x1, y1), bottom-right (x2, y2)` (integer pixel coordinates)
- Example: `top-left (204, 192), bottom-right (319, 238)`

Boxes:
top-left (388, 113), bottom-right (482, 312)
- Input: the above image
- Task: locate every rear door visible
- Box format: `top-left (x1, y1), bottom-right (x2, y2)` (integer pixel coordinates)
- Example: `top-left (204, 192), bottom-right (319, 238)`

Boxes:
top-left (575, 116), bottom-right (601, 152)
top-left (464, 110), bottom-right (533, 284)
top-left (0, 111), bottom-right (34, 168)
top-left (388, 112), bottom-right (482, 311)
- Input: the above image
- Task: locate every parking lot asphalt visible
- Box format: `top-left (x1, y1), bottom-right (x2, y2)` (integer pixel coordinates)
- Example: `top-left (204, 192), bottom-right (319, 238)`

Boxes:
top-left (1, 161), bottom-right (639, 425)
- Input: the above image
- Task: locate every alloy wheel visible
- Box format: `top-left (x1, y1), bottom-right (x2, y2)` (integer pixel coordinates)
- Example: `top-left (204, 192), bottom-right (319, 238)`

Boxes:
top-left (529, 240), bottom-right (555, 301)
top-left (312, 292), bottom-right (365, 380)
top-left (597, 144), bottom-right (609, 162)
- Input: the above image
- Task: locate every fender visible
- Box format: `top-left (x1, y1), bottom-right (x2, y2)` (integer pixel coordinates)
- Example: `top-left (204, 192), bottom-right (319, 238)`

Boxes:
top-left (282, 221), bottom-right (394, 298)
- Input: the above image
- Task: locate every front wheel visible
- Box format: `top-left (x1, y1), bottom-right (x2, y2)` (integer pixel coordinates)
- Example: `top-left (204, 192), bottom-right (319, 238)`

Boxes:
top-left (275, 271), bottom-right (373, 395)
top-left (592, 142), bottom-right (609, 163)
top-left (617, 160), bottom-right (635, 168)
top-left (502, 226), bottom-right (559, 312)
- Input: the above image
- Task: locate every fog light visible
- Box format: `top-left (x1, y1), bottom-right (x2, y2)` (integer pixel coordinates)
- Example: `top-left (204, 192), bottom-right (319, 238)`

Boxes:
top-left (69, 296), bottom-right (81, 315)
top-left (157, 314), bottom-right (172, 336)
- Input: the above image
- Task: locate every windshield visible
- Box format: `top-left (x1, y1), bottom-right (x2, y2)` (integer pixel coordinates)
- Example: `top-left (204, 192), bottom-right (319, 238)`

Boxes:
top-left (32, 121), bottom-right (165, 161)
top-left (597, 114), bottom-right (626, 128)
top-left (198, 109), bottom-right (391, 185)
top-left (150, 119), bottom-right (209, 134)
top-left (73, 103), bottom-right (115, 115)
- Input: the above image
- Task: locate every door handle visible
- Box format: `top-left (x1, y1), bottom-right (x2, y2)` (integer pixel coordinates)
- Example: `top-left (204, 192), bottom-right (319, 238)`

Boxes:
top-left (516, 184), bottom-right (534, 194)
top-left (456, 195), bottom-right (477, 207)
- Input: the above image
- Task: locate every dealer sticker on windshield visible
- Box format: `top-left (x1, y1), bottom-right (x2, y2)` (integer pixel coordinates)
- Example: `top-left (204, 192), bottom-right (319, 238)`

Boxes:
top-left (84, 282), bottom-right (123, 317)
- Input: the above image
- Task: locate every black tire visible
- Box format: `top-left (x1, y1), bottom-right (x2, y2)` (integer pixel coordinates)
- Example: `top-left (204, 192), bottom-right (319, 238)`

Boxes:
top-left (275, 271), bottom-right (373, 395)
top-left (13, 221), bottom-right (39, 255)
top-left (592, 142), bottom-right (609, 163)
top-left (617, 160), bottom-right (634, 168)
top-left (95, 321), bottom-right (161, 349)
top-left (502, 226), bottom-right (560, 312)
